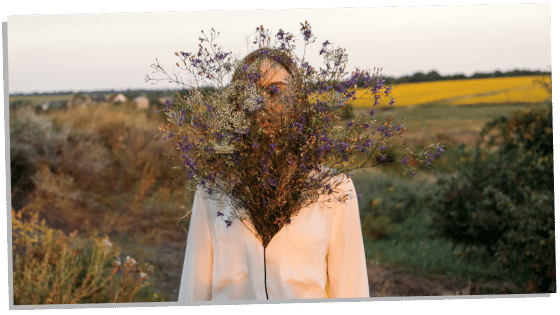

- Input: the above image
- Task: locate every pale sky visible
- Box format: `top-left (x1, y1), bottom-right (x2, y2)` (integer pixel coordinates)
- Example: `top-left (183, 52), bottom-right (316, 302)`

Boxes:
top-left (5, 2), bottom-right (553, 93)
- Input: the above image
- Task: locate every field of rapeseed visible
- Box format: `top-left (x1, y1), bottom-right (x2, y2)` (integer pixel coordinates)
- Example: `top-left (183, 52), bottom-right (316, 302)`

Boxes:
top-left (351, 75), bottom-right (551, 107)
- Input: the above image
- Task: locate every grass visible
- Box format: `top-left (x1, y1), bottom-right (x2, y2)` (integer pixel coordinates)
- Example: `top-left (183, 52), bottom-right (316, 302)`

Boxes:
top-left (352, 169), bottom-right (507, 284)
top-left (354, 102), bottom-right (550, 127)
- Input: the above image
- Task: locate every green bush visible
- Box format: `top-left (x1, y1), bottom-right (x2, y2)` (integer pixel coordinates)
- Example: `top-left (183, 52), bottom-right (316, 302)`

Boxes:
top-left (340, 103), bottom-right (354, 120)
top-left (361, 213), bottom-right (392, 240)
top-left (430, 104), bottom-right (554, 292)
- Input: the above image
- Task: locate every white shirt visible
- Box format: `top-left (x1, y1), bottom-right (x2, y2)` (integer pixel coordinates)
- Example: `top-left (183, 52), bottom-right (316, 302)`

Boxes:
top-left (178, 176), bottom-right (369, 301)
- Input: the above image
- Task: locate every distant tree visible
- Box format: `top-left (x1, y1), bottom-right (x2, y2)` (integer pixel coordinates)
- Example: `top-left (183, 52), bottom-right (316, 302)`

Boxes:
top-left (425, 70), bottom-right (442, 82)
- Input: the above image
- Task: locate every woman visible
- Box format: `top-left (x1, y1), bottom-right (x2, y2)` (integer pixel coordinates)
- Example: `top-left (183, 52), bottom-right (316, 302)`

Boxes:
top-left (178, 49), bottom-right (369, 301)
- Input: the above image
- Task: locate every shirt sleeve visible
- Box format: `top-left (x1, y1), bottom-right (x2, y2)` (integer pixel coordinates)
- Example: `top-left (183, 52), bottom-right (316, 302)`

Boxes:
top-left (178, 188), bottom-right (214, 302)
top-left (326, 178), bottom-right (370, 298)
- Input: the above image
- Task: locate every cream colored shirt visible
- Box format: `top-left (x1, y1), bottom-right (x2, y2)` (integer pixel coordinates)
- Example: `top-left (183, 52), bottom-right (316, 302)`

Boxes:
top-left (178, 176), bottom-right (369, 301)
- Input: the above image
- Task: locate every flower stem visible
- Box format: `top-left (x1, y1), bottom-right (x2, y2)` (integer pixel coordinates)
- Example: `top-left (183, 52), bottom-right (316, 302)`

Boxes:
top-left (264, 245), bottom-right (269, 299)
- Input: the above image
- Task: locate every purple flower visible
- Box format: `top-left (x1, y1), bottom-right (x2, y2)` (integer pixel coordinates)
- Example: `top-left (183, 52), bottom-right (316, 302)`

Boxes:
top-left (261, 157), bottom-right (268, 174)
top-left (344, 72), bottom-right (360, 87)
top-left (267, 178), bottom-right (278, 187)
top-left (356, 193), bottom-right (362, 201)
top-left (269, 84), bottom-right (280, 95)
top-left (401, 156), bottom-right (409, 165)
top-left (364, 72), bottom-right (373, 88)
top-left (231, 153), bottom-right (242, 164)
top-left (253, 141), bottom-right (260, 148)
top-left (389, 98), bottom-right (395, 106)
top-left (334, 83), bottom-right (346, 94)
top-left (374, 94), bottom-right (381, 106)
top-left (384, 86), bottom-right (392, 95)
top-left (347, 121), bottom-right (353, 129)
top-left (338, 141), bottom-right (350, 154)
top-left (369, 109), bottom-right (376, 117)
top-left (225, 220), bottom-right (232, 228)
top-left (436, 145), bottom-right (445, 156)
top-left (362, 123), bottom-right (370, 130)
top-left (277, 28), bottom-right (285, 40)
top-left (186, 171), bottom-right (195, 179)
top-left (425, 151), bottom-right (435, 166)
top-left (215, 132), bottom-right (224, 141)
top-left (395, 124), bottom-right (402, 132)
top-left (179, 108), bottom-right (187, 123)
top-left (410, 170), bottom-right (416, 178)
top-left (380, 145), bottom-right (387, 151)
top-left (325, 184), bottom-right (333, 194)
top-left (380, 154), bottom-right (387, 161)
top-left (371, 79), bottom-right (386, 94)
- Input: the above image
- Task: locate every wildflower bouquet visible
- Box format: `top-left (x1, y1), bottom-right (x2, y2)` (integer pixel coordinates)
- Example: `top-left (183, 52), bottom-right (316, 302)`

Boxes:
top-left (147, 22), bottom-right (443, 248)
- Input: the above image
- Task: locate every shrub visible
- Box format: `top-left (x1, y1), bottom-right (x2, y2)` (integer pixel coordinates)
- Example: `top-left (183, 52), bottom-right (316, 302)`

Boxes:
top-left (361, 213), bottom-right (392, 240)
top-left (430, 104), bottom-right (554, 292)
top-left (339, 103), bottom-right (354, 120)
top-left (12, 208), bottom-right (163, 304)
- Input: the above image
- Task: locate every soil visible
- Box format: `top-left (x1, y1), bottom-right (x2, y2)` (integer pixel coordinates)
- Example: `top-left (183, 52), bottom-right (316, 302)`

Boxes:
top-left (367, 261), bottom-right (522, 297)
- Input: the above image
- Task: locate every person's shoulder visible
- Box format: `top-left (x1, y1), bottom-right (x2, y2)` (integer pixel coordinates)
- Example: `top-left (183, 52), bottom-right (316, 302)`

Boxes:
top-left (321, 167), bottom-right (353, 189)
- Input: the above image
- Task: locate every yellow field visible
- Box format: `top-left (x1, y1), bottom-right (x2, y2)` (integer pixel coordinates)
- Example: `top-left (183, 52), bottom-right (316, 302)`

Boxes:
top-left (351, 75), bottom-right (552, 107)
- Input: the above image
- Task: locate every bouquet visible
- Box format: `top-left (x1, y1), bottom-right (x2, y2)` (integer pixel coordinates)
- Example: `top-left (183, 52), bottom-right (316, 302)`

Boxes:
top-left (146, 22), bottom-right (444, 248)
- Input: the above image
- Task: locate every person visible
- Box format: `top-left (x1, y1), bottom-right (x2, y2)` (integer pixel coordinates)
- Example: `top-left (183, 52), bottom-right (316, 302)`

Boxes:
top-left (178, 49), bottom-right (369, 301)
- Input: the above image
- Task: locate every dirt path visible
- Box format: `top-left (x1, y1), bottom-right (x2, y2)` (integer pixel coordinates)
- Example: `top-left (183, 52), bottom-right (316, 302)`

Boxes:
top-left (367, 261), bottom-right (522, 297)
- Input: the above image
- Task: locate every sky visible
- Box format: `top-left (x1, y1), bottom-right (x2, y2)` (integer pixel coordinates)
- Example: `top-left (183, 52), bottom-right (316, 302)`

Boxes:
top-left (4, 1), bottom-right (553, 94)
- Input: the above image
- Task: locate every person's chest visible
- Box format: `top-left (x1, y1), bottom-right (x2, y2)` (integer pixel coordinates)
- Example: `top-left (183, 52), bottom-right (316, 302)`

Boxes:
top-left (206, 196), bottom-right (333, 297)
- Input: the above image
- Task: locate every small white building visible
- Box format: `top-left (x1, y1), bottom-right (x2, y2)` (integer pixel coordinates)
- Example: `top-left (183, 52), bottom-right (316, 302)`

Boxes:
top-left (109, 94), bottom-right (127, 103)
top-left (134, 96), bottom-right (150, 109)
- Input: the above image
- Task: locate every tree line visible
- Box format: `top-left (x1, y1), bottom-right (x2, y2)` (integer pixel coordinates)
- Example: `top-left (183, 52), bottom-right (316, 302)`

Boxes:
top-left (9, 69), bottom-right (551, 97)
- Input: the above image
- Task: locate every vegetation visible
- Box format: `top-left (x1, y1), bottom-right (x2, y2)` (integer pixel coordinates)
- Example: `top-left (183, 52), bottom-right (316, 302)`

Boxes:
top-left (9, 70), bottom-right (554, 302)
top-left (351, 75), bottom-right (552, 107)
top-left (429, 104), bottom-right (554, 293)
top-left (12, 208), bottom-right (164, 304)
top-left (10, 102), bottom-right (192, 303)
top-left (355, 102), bottom-right (554, 294)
